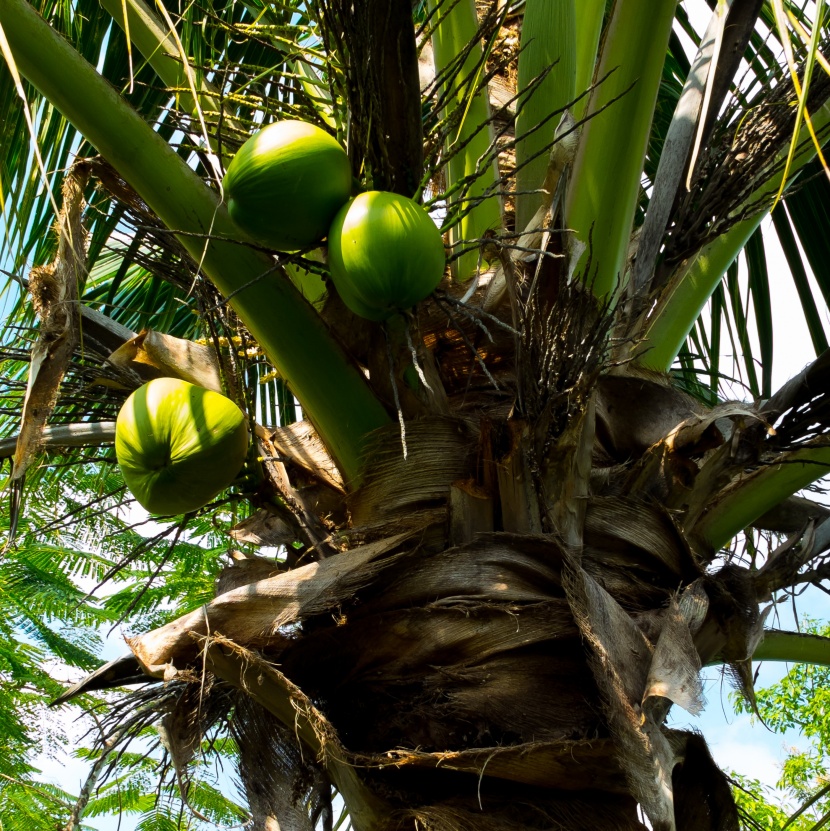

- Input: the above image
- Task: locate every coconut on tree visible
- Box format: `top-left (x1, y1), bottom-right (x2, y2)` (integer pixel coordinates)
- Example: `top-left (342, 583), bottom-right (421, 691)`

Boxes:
top-left (3, 0), bottom-right (830, 829)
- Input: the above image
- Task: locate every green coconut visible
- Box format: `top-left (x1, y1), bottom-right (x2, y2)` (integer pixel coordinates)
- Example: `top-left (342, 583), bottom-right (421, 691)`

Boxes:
top-left (223, 120), bottom-right (352, 251)
top-left (332, 273), bottom-right (394, 322)
top-left (327, 191), bottom-right (446, 320)
top-left (116, 378), bottom-right (249, 515)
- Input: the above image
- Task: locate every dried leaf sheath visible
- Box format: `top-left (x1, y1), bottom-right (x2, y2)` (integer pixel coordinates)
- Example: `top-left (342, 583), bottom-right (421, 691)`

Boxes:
top-left (13, 163), bottom-right (90, 480)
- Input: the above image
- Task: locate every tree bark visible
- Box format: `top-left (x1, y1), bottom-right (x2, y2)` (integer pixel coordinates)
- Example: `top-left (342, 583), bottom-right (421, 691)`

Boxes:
top-left (331, 0), bottom-right (423, 195)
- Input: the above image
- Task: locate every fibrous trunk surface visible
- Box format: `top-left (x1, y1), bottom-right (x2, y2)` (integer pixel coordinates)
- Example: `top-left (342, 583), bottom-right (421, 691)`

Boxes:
top-left (114, 268), bottom-right (788, 831)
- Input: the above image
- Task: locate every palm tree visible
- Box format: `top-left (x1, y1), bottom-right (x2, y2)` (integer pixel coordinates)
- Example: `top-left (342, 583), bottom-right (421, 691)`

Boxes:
top-left (3, 0), bottom-right (830, 828)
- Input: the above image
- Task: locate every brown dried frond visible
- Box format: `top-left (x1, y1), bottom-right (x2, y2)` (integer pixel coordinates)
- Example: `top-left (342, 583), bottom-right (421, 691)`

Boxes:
top-left (76, 668), bottom-right (329, 828)
top-left (82, 678), bottom-right (227, 785)
top-left (12, 164), bottom-right (90, 484)
top-left (395, 793), bottom-right (646, 831)
top-left (230, 691), bottom-right (331, 830)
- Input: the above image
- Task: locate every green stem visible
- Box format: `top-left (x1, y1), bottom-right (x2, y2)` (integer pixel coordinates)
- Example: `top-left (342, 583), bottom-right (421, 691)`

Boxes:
top-left (573, 0), bottom-right (606, 120)
top-left (640, 214), bottom-right (761, 371)
top-left (694, 442), bottom-right (830, 549)
top-left (428, 0), bottom-right (502, 281)
top-left (564, 0), bottom-right (678, 300)
top-left (0, 0), bottom-right (389, 483)
top-left (514, 0), bottom-right (576, 233)
top-left (751, 629), bottom-right (830, 667)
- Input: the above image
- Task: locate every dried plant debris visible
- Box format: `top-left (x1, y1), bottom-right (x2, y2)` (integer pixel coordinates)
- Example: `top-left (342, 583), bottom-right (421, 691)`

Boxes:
top-left (128, 532), bottom-right (419, 674)
top-left (230, 693), bottom-right (331, 831)
top-left (561, 553), bottom-right (679, 831)
top-left (106, 329), bottom-right (226, 392)
top-left (13, 164), bottom-right (89, 481)
top-left (762, 348), bottom-right (830, 450)
top-left (394, 793), bottom-right (647, 831)
top-left (67, 507), bottom-right (752, 831)
top-left (352, 738), bottom-right (627, 794)
top-left (268, 419), bottom-right (345, 492)
top-left (519, 275), bottom-right (613, 444)
top-left (665, 51), bottom-right (830, 265)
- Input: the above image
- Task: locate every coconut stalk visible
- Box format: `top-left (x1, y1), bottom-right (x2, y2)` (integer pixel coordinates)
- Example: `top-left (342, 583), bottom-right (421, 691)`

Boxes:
top-left (513, 0), bottom-right (576, 234)
top-left (701, 629), bottom-right (830, 666)
top-left (564, 0), bottom-right (679, 301)
top-left (0, 0), bottom-right (390, 483)
top-left (752, 629), bottom-right (830, 666)
top-left (427, 0), bottom-right (501, 281)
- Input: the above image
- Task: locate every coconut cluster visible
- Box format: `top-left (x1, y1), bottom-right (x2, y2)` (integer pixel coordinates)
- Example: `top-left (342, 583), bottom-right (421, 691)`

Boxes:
top-left (117, 121), bottom-right (446, 516)
top-left (223, 120), bottom-right (446, 320)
